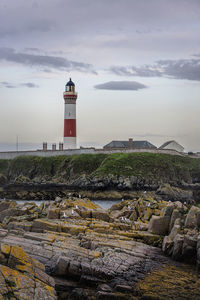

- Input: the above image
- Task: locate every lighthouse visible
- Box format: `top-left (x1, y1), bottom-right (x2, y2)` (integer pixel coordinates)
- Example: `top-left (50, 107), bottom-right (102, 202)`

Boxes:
top-left (63, 78), bottom-right (78, 149)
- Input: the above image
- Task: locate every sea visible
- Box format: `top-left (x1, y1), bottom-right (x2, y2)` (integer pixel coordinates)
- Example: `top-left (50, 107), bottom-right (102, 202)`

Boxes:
top-left (0, 199), bottom-right (121, 210)
top-left (0, 142), bottom-right (43, 152)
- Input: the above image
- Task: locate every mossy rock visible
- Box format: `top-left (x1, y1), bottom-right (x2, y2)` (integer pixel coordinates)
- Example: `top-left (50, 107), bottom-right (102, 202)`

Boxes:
top-left (136, 264), bottom-right (200, 300)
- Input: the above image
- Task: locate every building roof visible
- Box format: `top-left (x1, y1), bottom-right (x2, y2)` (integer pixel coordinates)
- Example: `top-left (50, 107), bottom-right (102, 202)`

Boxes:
top-left (159, 140), bottom-right (184, 150)
top-left (104, 140), bottom-right (157, 149)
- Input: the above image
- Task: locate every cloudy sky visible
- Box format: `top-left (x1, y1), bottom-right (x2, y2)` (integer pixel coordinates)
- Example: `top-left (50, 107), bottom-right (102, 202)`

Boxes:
top-left (0, 0), bottom-right (200, 151)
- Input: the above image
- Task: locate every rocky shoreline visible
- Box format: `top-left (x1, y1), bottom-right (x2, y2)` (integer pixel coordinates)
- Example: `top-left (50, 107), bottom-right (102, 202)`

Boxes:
top-left (1, 193), bottom-right (200, 299)
top-left (1, 153), bottom-right (200, 298)
top-left (0, 180), bottom-right (199, 205)
top-left (1, 152), bottom-right (200, 202)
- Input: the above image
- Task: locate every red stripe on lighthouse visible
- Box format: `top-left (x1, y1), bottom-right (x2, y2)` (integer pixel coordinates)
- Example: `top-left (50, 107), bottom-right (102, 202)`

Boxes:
top-left (64, 119), bottom-right (76, 137)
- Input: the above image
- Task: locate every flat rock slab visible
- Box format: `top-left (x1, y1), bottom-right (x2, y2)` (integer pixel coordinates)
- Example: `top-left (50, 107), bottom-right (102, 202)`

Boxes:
top-left (0, 229), bottom-right (169, 296)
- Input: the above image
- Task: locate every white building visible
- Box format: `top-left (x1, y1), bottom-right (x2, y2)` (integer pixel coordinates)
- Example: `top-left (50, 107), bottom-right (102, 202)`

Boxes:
top-left (159, 140), bottom-right (184, 152)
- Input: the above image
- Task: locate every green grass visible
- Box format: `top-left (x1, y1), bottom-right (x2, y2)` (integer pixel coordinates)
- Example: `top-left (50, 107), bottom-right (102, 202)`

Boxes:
top-left (94, 153), bottom-right (200, 183)
top-left (9, 155), bottom-right (67, 179)
top-left (7, 154), bottom-right (107, 180)
top-left (0, 159), bottom-right (10, 174)
top-left (67, 154), bottom-right (107, 175)
top-left (1, 152), bottom-right (200, 184)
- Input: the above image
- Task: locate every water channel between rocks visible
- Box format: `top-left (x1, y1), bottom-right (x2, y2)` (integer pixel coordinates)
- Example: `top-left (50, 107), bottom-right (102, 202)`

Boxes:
top-left (0, 199), bottom-right (121, 210)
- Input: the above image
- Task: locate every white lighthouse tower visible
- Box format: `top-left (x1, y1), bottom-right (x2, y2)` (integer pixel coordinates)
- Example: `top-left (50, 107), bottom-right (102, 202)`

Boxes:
top-left (63, 78), bottom-right (77, 149)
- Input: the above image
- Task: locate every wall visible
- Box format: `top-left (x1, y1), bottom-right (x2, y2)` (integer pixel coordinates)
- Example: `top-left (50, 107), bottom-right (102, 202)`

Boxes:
top-left (0, 148), bottom-right (95, 160)
top-left (0, 147), bottom-right (186, 160)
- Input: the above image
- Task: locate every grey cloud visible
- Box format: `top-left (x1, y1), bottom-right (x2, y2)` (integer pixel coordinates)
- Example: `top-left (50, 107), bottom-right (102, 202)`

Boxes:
top-left (42, 69), bottom-right (52, 73)
top-left (0, 81), bottom-right (39, 89)
top-left (110, 58), bottom-right (200, 81)
top-left (0, 0), bottom-right (199, 43)
top-left (110, 66), bottom-right (161, 77)
top-left (26, 19), bottom-right (54, 32)
top-left (133, 133), bottom-right (187, 138)
top-left (21, 82), bottom-right (39, 88)
top-left (0, 0), bottom-right (199, 70)
top-left (24, 47), bottom-right (42, 52)
top-left (192, 53), bottom-right (200, 57)
top-left (94, 81), bottom-right (147, 91)
top-left (157, 59), bottom-right (200, 80)
top-left (0, 47), bottom-right (96, 73)
top-left (0, 81), bottom-right (16, 88)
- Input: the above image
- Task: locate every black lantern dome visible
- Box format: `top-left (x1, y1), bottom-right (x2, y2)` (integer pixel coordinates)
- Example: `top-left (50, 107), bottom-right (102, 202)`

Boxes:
top-left (65, 78), bottom-right (75, 92)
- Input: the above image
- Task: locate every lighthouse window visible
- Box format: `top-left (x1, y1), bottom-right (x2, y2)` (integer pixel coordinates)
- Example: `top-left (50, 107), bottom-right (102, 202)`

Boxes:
top-left (69, 112), bottom-right (71, 116)
top-left (70, 130), bottom-right (72, 135)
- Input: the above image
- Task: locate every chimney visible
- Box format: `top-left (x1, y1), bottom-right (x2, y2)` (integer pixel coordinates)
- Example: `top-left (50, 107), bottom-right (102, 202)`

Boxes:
top-left (52, 143), bottom-right (56, 151)
top-left (59, 142), bottom-right (63, 150)
top-left (128, 138), bottom-right (133, 148)
top-left (43, 142), bottom-right (47, 151)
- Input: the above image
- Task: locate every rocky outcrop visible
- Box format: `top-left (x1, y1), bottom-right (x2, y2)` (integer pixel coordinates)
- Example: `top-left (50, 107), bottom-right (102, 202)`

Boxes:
top-left (0, 196), bottom-right (200, 299)
top-left (156, 184), bottom-right (194, 203)
top-left (0, 242), bottom-right (56, 299)
top-left (0, 196), bottom-right (167, 299)
top-left (161, 203), bottom-right (200, 265)
top-left (1, 181), bottom-right (199, 208)
top-left (148, 216), bottom-right (170, 235)
top-left (184, 205), bottom-right (200, 228)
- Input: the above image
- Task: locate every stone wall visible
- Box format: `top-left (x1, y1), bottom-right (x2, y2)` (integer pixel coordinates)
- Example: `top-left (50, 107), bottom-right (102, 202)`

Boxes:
top-left (0, 147), bottom-right (187, 160)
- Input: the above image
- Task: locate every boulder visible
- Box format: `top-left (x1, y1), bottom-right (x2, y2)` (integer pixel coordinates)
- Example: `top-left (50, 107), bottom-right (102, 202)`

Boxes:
top-left (0, 228), bottom-right (8, 237)
top-left (172, 234), bottom-right (184, 260)
top-left (55, 256), bottom-right (70, 276)
top-left (148, 216), bottom-right (170, 235)
top-left (196, 235), bottom-right (200, 269)
top-left (157, 184), bottom-right (193, 203)
top-left (143, 207), bottom-right (154, 221)
top-left (162, 235), bottom-right (173, 254)
top-left (162, 204), bottom-right (174, 217)
top-left (97, 284), bottom-right (112, 292)
top-left (169, 224), bottom-right (181, 240)
top-left (32, 219), bottom-right (60, 233)
top-left (169, 209), bottom-right (182, 231)
top-left (182, 234), bottom-right (197, 263)
top-left (48, 208), bottom-right (60, 219)
top-left (79, 209), bottom-right (92, 218)
top-left (0, 200), bottom-right (15, 213)
top-left (196, 210), bottom-right (200, 228)
top-left (7, 221), bottom-right (32, 232)
top-left (129, 209), bottom-right (138, 221)
top-left (184, 206), bottom-right (200, 228)
top-left (173, 201), bottom-right (187, 211)
top-left (92, 210), bottom-right (110, 222)
top-left (4, 213), bottom-right (38, 225)
top-left (110, 210), bottom-right (122, 219)
top-left (0, 208), bottom-right (22, 223)
top-left (162, 225), bottom-right (181, 255)
top-left (134, 221), bottom-right (148, 231)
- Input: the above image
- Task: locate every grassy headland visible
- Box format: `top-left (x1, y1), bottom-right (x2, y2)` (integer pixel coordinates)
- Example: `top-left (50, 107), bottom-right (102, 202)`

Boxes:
top-left (0, 152), bottom-right (199, 185)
